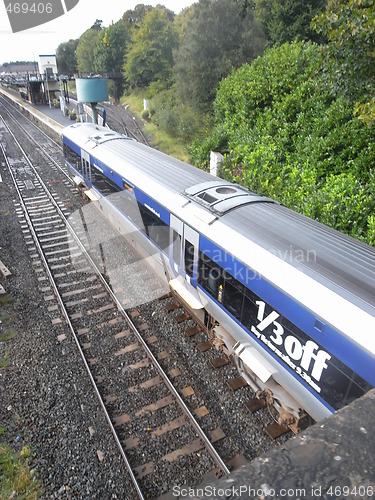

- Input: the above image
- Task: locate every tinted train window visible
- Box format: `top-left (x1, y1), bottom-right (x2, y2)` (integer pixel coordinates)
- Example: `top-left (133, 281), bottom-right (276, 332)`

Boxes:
top-left (172, 230), bottom-right (181, 264)
top-left (241, 288), bottom-right (259, 331)
top-left (91, 165), bottom-right (107, 192)
top-left (110, 191), bottom-right (142, 227)
top-left (222, 272), bottom-right (245, 321)
top-left (184, 240), bottom-right (195, 276)
top-left (64, 144), bottom-right (81, 173)
top-left (91, 164), bottom-right (120, 195)
top-left (138, 202), bottom-right (169, 251)
top-left (198, 251), bottom-right (223, 299)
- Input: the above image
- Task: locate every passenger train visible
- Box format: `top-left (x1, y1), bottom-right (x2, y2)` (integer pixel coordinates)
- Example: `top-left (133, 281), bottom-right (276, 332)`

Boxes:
top-left (62, 122), bottom-right (375, 430)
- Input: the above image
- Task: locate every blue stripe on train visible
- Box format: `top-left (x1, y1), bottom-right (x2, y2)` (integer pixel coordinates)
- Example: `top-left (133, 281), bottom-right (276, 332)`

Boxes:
top-left (197, 284), bottom-right (336, 414)
top-left (199, 234), bottom-right (375, 388)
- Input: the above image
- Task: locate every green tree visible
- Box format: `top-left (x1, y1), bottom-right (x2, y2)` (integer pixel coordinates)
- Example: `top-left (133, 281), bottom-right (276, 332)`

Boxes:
top-left (121, 4), bottom-right (153, 30)
top-left (254, 0), bottom-right (327, 45)
top-left (313, 0), bottom-right (375, 124)
top-left (174, 0), bottom-right (266, 111)
top-left (93, 21), bottom-right (129, 102)
top-left (94, 21), bottom-right (129, 74)
top-left (56, 39), bottom-right (78, 75)
top-left (174, 4), bottom-right (195, 41)
top-left (125, 6), bottom-right (177, 89)
top-left (76, 26), bottom-right (102, 74)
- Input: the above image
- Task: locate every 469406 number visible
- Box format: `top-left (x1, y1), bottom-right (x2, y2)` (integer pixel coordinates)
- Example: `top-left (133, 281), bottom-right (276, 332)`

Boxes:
top-left (327, 485), bottom-right (374, 497)
top-left (6, 2), bottom-right (53, 14)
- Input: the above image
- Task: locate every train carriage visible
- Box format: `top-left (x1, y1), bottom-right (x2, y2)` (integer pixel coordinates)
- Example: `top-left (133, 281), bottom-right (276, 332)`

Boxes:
top-left (62, 122), bottom-right (375, 429)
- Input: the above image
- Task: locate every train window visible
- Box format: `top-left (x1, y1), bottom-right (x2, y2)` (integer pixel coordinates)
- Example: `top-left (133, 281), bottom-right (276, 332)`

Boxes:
top-left (138, 202), bottom-right (169, 251)
top-left (108, 191), bottom-right (141, 229)
top-left (198, 251), bottom-right (223, 299)
top-left (148, 224), bottom-right (170, 251)
top-left (90, 164), bottom-right (121, 195)
top-left (64, 144), bottom-right (81, 173)
top-left (184, 240), bottom-right (195, 276)
top-left (91, 164), bottom-right (107, 192)
top-left (172, 230), bottom-right (181, 264)
top-left (317, 355), bottom-right (372, 410)
top-left (106, 178), bottom-right (121, 194)
top-left (241, 288), bottom-right (258, 330)
top-left (222, 272), bottom-right (245, 321)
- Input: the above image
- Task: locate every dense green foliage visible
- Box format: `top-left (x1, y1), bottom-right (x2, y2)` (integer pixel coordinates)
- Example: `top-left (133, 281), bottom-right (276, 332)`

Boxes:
top-left (174, 0), bottom-right (266, 110)
top-left (95, 21), bottom-right (129, 75)
top-left (56, 39), bottom-right (78, 75)
top-left (313, 0), bottom-right (375, 125)
top-left (254, 0), bottom-right (327, 45)
top-left (76, 24), bottom-right (101, 74)
top-left (148, 86), bottom-right (211, 142)
top-left (125, 7), bottom-right (177, 89)
top-left (191, 41), bottom-right (375, 244)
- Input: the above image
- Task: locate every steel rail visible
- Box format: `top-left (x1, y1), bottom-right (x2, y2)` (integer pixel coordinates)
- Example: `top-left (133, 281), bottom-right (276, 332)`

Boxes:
top-left (0, 99), bottom-right (73, 186)
top-left (0, 94), bottom-right (62, 151)
top-left (1, 115), bottom-right (231, 477)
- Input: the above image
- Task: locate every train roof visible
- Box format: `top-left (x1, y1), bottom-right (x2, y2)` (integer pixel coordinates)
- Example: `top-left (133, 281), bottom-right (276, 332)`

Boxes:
top-left (226, 203), bottom-right (375, 313)
top-left (62, 123), bottom-right (375, 320)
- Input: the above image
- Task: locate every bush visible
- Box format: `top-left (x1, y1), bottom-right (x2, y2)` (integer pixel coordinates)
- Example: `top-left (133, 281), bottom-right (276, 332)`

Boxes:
top-left (193, 41), bottom-right (375, 245)
top-left (142, 109), bottom-right (150, 121)
top-left (150, 87), bottom-right (210, 142)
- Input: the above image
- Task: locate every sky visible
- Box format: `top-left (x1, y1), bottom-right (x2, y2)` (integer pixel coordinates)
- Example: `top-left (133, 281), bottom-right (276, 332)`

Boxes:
top-left (0, 0), bottom-right (196, 65)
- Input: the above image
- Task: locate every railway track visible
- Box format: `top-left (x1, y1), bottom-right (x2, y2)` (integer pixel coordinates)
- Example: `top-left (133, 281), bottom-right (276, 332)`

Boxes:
top-left (101, 102), bottom-right (150, 145)
top-left (0, 104), bottom-right (232, 497)
top-left (64, 92), bottom-right (149, 145)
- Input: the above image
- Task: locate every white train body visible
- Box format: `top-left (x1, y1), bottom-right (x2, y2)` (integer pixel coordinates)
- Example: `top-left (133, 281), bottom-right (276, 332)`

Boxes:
top-left (62, 123), bottom-right (375, 427)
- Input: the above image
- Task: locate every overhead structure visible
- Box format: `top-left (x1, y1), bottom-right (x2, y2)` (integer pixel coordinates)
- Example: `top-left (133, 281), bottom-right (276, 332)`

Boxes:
top-left (76, 78), bottom-right (108, 124)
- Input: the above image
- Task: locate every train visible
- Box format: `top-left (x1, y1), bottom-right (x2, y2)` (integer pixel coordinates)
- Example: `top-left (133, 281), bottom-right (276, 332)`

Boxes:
top-left (62, 122), bottom-right (375, 431)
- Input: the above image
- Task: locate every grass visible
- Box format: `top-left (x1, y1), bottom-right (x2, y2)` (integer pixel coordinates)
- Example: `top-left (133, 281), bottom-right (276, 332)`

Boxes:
top-left (0, 294), bottom-right (12, 306)
top-left (0, 442), bottom-right (40, 499)
top-left (0, 353), bottom-right (10, 368)
top-left (0, 292), bottom-right (16, 368)
top-left (121, 92), bottom-right (191, 162)
top-left (0, 328), bottom-right (16, 343)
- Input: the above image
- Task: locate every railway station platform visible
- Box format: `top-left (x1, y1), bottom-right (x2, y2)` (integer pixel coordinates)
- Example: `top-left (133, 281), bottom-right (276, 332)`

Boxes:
top-left (0, 85), bottom-right (84, 139)
top-left (29, 99), bottom-right (74, 128)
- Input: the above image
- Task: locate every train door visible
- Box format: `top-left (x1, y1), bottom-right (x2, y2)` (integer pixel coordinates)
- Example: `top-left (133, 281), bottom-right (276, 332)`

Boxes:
top-left (170, 214), bottom-right (199, 285)
top-left (81, 150), bottom-right (91, 185)
top-left (184, 224), bottom-right (199, 285)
